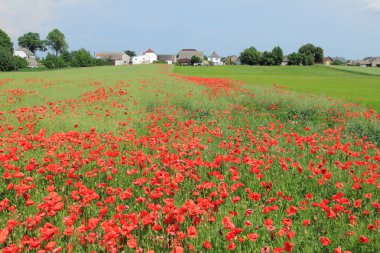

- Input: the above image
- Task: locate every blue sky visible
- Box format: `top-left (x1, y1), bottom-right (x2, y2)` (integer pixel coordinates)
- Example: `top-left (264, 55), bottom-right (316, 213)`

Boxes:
top-left (0, 0), bottom-right (379, 59)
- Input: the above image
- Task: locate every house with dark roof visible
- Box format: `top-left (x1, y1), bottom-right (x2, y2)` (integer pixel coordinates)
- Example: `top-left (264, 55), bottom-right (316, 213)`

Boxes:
top-left (13, 47), bottom-right (40, 68)
top-left (177, 49), bottom-right (204, 65)
top-left (208, 51), bottom-right (223, 65)
top-left (224, 55), bottom-right (238, 65)
top-left (359, 59), bottom-right (372, 67)
top-left (158, 55), bottom-right (177, 64)
top-left (323, 57), bottom-right (334, 65)
top-left (95, 52), bottom-right (130, 65)
top-left (371, 57), bottom-right (380, 67)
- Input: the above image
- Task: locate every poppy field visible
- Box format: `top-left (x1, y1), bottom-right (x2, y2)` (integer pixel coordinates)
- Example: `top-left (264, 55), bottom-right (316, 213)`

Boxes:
top-left (0, 65), bottom-right (379, 252)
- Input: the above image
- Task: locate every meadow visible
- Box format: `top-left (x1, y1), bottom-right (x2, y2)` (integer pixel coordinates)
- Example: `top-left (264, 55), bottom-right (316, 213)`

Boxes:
top-left (0, 65), bottom-right (379, 253)
top-left (174, 65), bottom-right (380, 111)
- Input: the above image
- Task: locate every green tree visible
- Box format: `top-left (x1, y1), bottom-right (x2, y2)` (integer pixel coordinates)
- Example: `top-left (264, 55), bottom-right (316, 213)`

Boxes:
top-left (272, 46), bottom-right (284, 65)
top-left (298, 43), bottom-right (324, 65)
top-left (0, 47), bottom-right (15, 71)
top-left (71, 48), bottom-right (94, 67)
top-left (0, 29), bottom-right (13, 53)
top-left (259, 51), bottom-right (275, 66)
top-left (287, 53), bottom-right (303, 66)
top-left (42, 54), bottom-right (66, 69)
top-left (46, 29), bottom-right (68, 56)
top-left (191, 56), bottom-right (202, 65)
top-left (240, 47), bottom-right (261, 65)
top-left (124, 50), bottom-right (136, 57)
top-left (17, 32), bottom-right (46, 54)
top-left (14, 56), bottom-right (28, 69)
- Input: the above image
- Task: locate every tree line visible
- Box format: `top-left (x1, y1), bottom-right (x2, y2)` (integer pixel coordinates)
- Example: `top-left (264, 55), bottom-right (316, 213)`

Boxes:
top-left (239, 44), bottom-right (324, 66)
top-left (0, 28), bottom-right (112, 71)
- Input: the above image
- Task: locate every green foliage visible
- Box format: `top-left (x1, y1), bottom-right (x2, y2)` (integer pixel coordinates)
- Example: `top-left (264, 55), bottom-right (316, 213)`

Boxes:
top-left (272, 46), bottom-right (284, 65)
top-left (93, 58), bottom-right (112, 66)
top-left (17, 32), bottom-right (46, 54)
top-left (0, 47), bottom-right (15, 71)
top-left (287, 53), bottom-right (303, 65)
top-left (70, 48), bottom-right (94, 67)
top-left (46, 29), bottom-right (68, 56)
top-left (239, 47), bottom-right (261, 65)
top-left (298, 43), bottom-right (324, 65)
top-left (60, 50), bottom-right (72, 63)
top-left (0, 29), bottom-right (13, 53)
top-left (42, 54), bottom-right (66, 69)
top-left (124, 50), bottom-right (136, 57)
top-left (259, 51), bottom-right (275, 66)
top-left (191, 56), bottom-right (202, 65)
top-left (14, 56), bottom-right (28, 69)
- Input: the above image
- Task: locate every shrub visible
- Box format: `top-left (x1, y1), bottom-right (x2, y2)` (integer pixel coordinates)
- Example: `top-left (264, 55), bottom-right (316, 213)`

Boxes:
top-left (42, 54), bottom-right (66, 69)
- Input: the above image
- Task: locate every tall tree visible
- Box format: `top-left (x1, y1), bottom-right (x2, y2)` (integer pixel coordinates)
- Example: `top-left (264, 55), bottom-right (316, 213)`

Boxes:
top-left (46, 29), bottom-right (68, 56)
top-left (124, 50), bottom-right (136, 57)
top-left (298, 43), bottom-right (324, 65)
top-left (272, 46), bottom-right (284, 65)
top-left (18, 32), bottom-right (46, 54)
top-left (239, 47), bottom-right (261, 65)
top-left (0, 29), bottom-right (13, 53)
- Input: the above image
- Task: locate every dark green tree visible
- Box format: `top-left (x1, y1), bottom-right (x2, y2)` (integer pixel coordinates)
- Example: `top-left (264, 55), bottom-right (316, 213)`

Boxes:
top-left (70, 48), bottom-right (94, 67)
top-left (272, 46), bottom-right (284, 65)
top-left (259, 51), bottom-right (275, 66)
top-left (42, 54), bottom-right (66, 69)
top-left (0, 29), bottom-right (13, 53)
top-left (124, 50), bottom-right (136, 57)
top-left (0, 47), bottom-right (15, 71)
top-left (287, 53), bottom-right (303, 66)
top-left (191, 56), bottom-right (202, 65)
top-left (46, 29), bottom-right (68, 56)
top-left (14, 56), bottom-right (28, 69)
top-left (298, 43), bottom-right (324, 65)
top-left (17, 32), bottom-right (46, 54)
top-left (239, 47), bottom-right (261, 65)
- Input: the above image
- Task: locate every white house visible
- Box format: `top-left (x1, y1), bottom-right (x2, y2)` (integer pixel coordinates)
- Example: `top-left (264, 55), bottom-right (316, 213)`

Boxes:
top-left (14, 47), bottom-right (39, 68)
top-left (144, 48), bottom-right (158, 63)
top-left (132, 55), bottom-right (151, 64)
top-left (95, 52), bottom-right (130, 66)
top-left (208, 51), bottom-right (223, 65)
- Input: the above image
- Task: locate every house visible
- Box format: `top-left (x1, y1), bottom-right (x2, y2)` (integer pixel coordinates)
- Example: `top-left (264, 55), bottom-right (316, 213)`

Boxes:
top-left (13, 47), bottom-right (39, 68)
top-left (144, 48), bottom-right (158, 63)
top-left (359, 59), bottom-right (372, 67)
top-left (323, 57), bottom-right (334, 65)
top-left (371, 57), bottom-right (380, 67)
top-left (177, 49), bottom-right (204, 65)
top-left (224, 55), bottom-right (238, 65)
top-left (208, 51), bottom-right (223, 65)
top-left (281, 56), bottom-right (289, 66)
top-left (158, 55), bottom-right (177, 64)
top-left (96, 52), bottom-right (130, 66)
top-left (132, 55), bottom-right (151, 64)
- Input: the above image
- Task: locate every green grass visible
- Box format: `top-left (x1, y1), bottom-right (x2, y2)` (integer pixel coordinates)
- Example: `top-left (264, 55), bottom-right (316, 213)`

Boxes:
top-left (173, 65), bottom-right (380, 111)
top-left (325, 65), bottom-right (380, 76)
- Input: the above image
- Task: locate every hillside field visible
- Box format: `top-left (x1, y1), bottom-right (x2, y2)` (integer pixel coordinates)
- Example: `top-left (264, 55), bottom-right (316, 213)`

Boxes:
top-left (174, 65), bottom-right (380, 111)
top-left (0, 65), bottom-right (379, 253)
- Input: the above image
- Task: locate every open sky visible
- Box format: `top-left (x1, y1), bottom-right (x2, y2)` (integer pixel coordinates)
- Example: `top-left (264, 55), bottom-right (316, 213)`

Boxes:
top-left (0, 0), bottom-right (379, 59)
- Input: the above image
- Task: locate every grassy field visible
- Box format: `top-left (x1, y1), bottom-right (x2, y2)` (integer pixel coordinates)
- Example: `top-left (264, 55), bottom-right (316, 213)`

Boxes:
top-left (173, 65), bottom-right (380, 111)
top-left (0, 65), bottom-right (379, 252)
top-left (326, 65), bottom-right (380, 76)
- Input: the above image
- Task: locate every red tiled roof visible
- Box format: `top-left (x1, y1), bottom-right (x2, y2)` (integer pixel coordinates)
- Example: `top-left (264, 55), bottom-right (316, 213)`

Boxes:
top-left (144, 48), bottom-right (155, 54)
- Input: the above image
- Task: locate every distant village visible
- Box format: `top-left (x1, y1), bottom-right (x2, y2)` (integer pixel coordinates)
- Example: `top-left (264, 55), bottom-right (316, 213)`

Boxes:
top-left (12, 47), bottom-right (380, 68)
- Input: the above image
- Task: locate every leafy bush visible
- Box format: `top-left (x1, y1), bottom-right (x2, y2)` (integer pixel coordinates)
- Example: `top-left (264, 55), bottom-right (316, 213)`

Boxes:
top-left (0, 47), bottom-right (15, 71)
top-left (14, 56), bottom-right (28, 69)
top-left (42, 54), bottom-right (66, 69)
top-left (70, 48), bottom-right (94, 67)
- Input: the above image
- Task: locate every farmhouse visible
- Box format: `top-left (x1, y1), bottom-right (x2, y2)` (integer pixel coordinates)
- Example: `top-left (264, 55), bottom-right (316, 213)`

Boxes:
top-left (132, 55), bottom-right (151, 64)
top-left (371, 57), bottom-right (380, 67)
top-left (208, 51), bottom-right (223, 65)
top-left (224, 55), bottom-right (238, 65)
top-left (359, 59), bottom-right (372, 68)
top-left (96, 52), bottom-right (130, 66)
top-left (323, 57), bottom-right (333, 65)
top-left (281, 56), bottom-right (289, 66)
top-left (177, 49), bottom-right (204, 65)
top-left (158, 55), bottom-right (177, 64)
top-left (13, 47), bottom-right (39, 68)
top-left (144, 48), bottom-right (158, 63)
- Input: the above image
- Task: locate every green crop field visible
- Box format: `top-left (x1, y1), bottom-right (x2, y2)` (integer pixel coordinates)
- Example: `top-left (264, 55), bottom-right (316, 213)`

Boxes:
top-left (0, 65), bottom-right (379, 252)
top-left (174, 65), bottom-right (380, 111)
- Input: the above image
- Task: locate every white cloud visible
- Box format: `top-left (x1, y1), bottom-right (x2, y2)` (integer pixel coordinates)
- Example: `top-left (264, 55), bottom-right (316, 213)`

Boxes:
top-left (362, 0), bottom-right (380, 12)
top-left (0, 0), bottom-right (88, 42)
